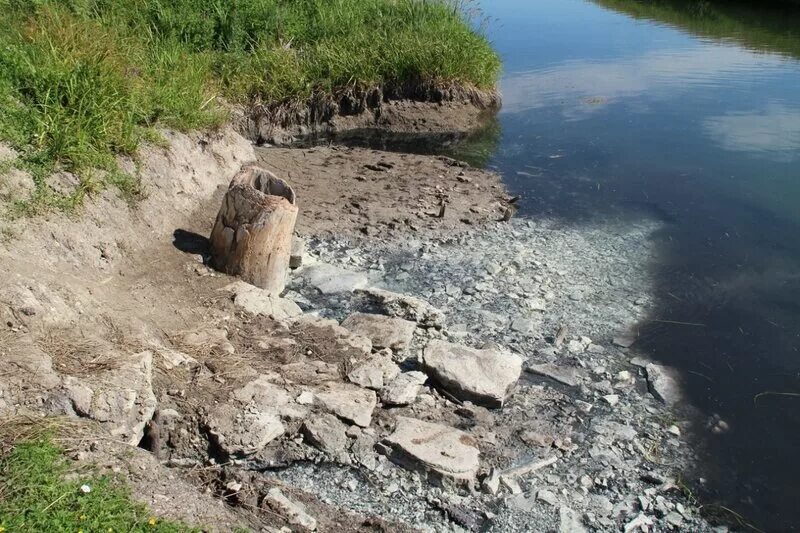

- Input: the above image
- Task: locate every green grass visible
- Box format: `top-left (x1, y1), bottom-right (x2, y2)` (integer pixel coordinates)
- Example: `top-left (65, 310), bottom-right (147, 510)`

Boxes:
top-left (0, 0), bottom-right (500, 213)
top-left (0, 436), bottom-right (196, 532)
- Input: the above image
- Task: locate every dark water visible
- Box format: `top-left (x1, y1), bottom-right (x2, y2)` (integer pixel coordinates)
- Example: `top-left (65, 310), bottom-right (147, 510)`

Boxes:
top-left (474, 0), bottom-right (800, 530)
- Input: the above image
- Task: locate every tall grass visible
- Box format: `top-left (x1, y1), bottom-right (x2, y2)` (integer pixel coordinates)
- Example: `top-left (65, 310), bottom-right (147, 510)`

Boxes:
top-left (0, 0), bottom-right (500, 212)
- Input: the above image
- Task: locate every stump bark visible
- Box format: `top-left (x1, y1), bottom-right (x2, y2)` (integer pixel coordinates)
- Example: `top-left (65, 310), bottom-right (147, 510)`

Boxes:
top-left (210, 166), bottom-right (298, 294)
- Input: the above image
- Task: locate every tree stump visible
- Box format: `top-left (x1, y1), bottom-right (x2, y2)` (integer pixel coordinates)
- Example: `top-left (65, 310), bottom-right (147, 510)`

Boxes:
top-left (209, 166), bottom-right (298, 295)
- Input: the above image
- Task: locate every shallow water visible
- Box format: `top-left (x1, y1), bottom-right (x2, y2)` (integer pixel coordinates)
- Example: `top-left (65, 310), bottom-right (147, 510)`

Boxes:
top-left (472, 0), bottom-right (800, 529)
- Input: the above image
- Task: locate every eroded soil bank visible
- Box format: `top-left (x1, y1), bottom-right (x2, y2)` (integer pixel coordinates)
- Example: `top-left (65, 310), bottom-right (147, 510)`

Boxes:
top-left (0, 120), bottom-right (718, 532)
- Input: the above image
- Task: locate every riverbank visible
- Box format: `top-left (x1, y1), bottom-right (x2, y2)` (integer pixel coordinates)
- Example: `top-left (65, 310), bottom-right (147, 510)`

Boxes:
top-left (0, 118), bottom-right (721, 531)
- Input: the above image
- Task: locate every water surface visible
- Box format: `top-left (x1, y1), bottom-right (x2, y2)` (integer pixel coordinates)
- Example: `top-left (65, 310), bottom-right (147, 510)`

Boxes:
top-left (476, 0), bottom-right (800, 529)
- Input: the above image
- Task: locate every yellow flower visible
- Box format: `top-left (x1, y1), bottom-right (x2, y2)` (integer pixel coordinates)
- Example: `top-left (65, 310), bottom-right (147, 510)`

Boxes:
top-left (80, 515), bottom-right (87, 521)
top-left (148, 517), bottom-right (157, 526)
top-left (0, 525), bottom-right (6, 532)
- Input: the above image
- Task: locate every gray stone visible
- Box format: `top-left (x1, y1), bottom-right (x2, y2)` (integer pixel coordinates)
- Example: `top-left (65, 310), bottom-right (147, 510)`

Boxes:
top-left (510, 318), bottom-right (536, 334)
top-left (527, 363), bottom-right (585, 387)
top-left (380, 371), bottom-right (427, 406)
top-left (263, 487), bottom-right (317, 531)
top-left (559, 505), bottom-right (588, 533)
top-left (224, 281), bottom-right (302, 319)
top-left (341, 312), bottom-right (416, 351)
top-left (315, 383), bottom-right (377, 427)
top-left (645, 363), bottom-right (683, 405)
top-left (205, 403), bottom-right (285, 456)
top-left (61, 351), bottom-right (156, 446)
top-left (381, 416), bottom-right (480, 483)
top-left (290, 237), bottom-right (306, 269)
top-left (347, 351), bottom-right (401, 390)
top-left (537, 489), bottom-right (559, 506)
top-left (302, 413), bottom-right (348, 453)
top-left (423, 340), bottom-right (522, 407)
top-left (613, 335), bottom-right (637, 348)
top-left (354, 287), bottom-right (445, 328)
top-left (302, 263), bottom-right (368, 294)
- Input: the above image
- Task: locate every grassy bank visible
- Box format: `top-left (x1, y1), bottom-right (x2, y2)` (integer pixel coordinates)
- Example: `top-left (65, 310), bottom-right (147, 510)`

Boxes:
top-left (0, 420), bottom-right (194, 532)
top-left (0, 0), bottom-right (500, 213)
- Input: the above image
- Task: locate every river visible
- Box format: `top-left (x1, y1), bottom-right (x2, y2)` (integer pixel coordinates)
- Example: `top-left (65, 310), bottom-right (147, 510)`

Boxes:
top-left (467, 0), bottom-right (800, 530)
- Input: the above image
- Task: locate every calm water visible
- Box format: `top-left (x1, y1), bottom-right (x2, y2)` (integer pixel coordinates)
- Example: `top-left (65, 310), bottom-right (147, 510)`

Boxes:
top-left (476, 0), bottom-right (800, 530)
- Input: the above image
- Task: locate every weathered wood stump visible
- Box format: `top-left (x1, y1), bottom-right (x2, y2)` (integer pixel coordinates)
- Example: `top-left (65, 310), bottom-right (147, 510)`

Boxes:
top-left (209, 166), bottom-right (298, 295)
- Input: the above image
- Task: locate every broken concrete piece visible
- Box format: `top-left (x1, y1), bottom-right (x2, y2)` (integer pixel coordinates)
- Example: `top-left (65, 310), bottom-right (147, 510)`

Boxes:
top-left (354, 287), bottom-right (445, 328)
top-left (263, 487), bottom-right (317, 531)
top-left (526, 363), bottom-right (584, 387)
top-left (380, 371), bottom-right (428, 406)
top-left (315, 383), bottom-right (377, 427)
top-left (645, 363), bottom-right (683, 405)
top-left (205, 404), bottom-right (285, 456)
top-left (302, 413), bottom-right (348, 454)
top-left (422, 340), bottom-right (522, 407)
top-left (347, 352), bottom-right (401, 390)
top-left (341, 312), bottom-right (416, 351)
top-left (61, 351), bottom-right (157, 446)
top-left (381, 416), bottom-right (479, 483)
top-left (224, 281), bottom-right (302, 320)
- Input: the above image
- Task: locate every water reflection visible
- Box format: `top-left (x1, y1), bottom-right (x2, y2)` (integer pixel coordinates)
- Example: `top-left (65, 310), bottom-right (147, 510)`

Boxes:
top-left (501, 45), bottom-right (789, 116)
top-left (704, 103), bottom-right (800, 160)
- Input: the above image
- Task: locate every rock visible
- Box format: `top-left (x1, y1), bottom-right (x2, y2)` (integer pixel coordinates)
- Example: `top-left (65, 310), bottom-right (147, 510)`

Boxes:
top-left (537, 489), bottom-right (559, 506)
top-left (205, 403), bottom-right (285, 456)
top-left (665, 511), bottom-right (684, 528)
top-left (290, 237), bottom-right (306, 269)
top-left (422, 340), bottom-right (522, 407)
top-left (510, 318), bottom-right (536, 334)
top-left (381, 416), bottom-right (480, 484)
top-left (315, 383), bottom-right (377, 427)
top-left (354, 287), bottom-right (445, 328)
top-left (602, 394), bottom-right (620, 407)
top-left (613, 335), bottom-right (636, 348)
top-left (624, 513), bottom-right (654, 532)
top-left (347, 352), bottom-right (401, 390)
top-left (231, 377), bottom-right (305, 418)
top-left (481, 469), bottom-right (501, 495)
top-left (567, 339), bottom-right (585, 354)
top-left (301, 413), bottom-right (348, 454)
top-left (301, 263), bottom-right (368, 294)
top-left (180, 328), bottom-right (235, 355)
top-left (527, 363), bottom-right (585, 387)
top-left (61, 351), bottom-right (157, 446)
top-left (500, 475), bottom-right (523, 494)
top-left (645, 363), bottom-right (683, 405)
top-left (559, 506), bottom-right (588, 533)
top-left (224, 281), bottom-right (302, 320)
top-left (291, 315), bottom-right (372, 357)
top-left (379, 371), bottom-right (428, 406)
top-left (341, 312), bottom-right (416, 351)
top-left (262, 487), bottom-right (317, 531)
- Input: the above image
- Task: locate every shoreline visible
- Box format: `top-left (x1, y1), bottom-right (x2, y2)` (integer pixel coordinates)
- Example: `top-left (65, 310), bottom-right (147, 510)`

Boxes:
top-left (0, 117), bottom-right (717, 531)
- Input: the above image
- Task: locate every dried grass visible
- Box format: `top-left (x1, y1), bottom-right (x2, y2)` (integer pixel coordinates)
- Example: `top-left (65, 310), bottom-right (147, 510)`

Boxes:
top-left (35, 328), bottom-right (120, 377)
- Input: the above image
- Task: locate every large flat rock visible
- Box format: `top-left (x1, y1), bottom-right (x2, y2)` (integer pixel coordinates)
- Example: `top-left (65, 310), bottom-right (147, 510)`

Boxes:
top-left (423, 340), bottom-right (522, 407)
top-left (341, 312), bottom-right (416, 351)
top-left (645, 363), bottom-right (683, 405)
top-left (315, 383), bottom-right (377, 427)
top-left (224, 281), bottom-right (302, 320)
top-left (205, 403), bottom-right (285, 456)
top-left (301, 263), bottom-right (368, 294)
top-left (381, 416), bottom-right (480, 484)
